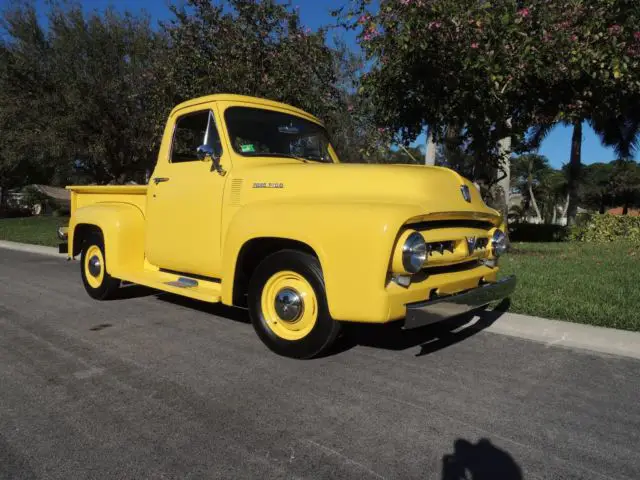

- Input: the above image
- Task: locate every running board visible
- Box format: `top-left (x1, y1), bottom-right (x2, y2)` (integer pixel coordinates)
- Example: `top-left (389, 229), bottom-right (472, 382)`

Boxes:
top-left (165, 277), bottom-right (199, 288)
top-left (116, 269), bottom-right (221, 303)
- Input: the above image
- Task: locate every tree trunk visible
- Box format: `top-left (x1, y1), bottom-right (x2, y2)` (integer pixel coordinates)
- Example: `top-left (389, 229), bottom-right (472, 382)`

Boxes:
top-left (566, 120), bottom-right (583, 225)
top-left (562, 192), bottom-right (570, 223)
top-left (425, 127), bottom-right (436, 166)
top-left (527, 159), bottom-right (542, 223)
top-left (497, 119), bottom-right (512, 227)
top-left (552, 204), bottom-right (557, 224)
top-left (623, 202), bottom-right (629, 215)
top-left (529, 182), bottom-right (542, 223)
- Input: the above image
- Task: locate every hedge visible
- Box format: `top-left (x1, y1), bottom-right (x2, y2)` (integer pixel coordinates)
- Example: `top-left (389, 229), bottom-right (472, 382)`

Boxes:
top-left (570, 214), bottom-right (640, 242)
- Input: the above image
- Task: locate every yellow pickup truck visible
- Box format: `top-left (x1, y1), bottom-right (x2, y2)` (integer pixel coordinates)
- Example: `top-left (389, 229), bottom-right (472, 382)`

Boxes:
top-left (59, 94), bottom-right (515, 358)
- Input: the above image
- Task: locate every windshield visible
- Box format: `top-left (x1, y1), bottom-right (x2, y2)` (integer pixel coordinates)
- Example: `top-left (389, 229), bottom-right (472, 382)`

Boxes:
top-left (224, 106), bottom-right (333, 163)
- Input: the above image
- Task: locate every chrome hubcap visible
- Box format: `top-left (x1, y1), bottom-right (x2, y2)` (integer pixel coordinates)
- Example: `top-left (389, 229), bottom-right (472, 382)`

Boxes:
top-left (274, 288), bottom-right (303, 322)
top-left (88, 255), bottom-right (101, 277)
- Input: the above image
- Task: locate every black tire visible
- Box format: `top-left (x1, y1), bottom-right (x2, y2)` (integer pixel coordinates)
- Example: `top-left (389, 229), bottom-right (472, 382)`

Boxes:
top-left (80, 233), bottom-right (120, 300)
top-left (248, 250), bottom-right (341, 359)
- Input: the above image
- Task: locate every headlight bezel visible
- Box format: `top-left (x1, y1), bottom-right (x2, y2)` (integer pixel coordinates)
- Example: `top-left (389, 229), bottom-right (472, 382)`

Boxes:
top-left (492, 229), bottom-right (507, 257)
top-left (392, 230), bottom-right (427, 274)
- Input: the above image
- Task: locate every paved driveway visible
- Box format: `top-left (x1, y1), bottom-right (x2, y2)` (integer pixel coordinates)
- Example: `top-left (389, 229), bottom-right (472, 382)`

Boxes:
top-left (1, 249), bottom-right (639, 479)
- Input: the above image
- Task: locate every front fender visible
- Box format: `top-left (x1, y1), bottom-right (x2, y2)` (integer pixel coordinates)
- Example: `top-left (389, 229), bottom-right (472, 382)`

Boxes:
top-left (70, 203), bottom-right (145, 277)
top-left (221, 201), bottom-right (424, 322)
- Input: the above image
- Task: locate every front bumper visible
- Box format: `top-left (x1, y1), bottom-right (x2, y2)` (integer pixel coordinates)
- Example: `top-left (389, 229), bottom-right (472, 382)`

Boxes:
top-left (404, 275), bottom-right (516, 329)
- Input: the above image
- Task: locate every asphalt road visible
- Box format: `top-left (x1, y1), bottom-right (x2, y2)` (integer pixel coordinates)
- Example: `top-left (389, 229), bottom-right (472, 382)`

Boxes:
top-left (1, 249), bottom-right (639, 480)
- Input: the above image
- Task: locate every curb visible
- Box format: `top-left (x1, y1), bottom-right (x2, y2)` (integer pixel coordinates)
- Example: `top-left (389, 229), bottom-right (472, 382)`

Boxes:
top-left (484, 311), bottom-right (640, 361)
top-left (0, 240), bottom-right (60, 258)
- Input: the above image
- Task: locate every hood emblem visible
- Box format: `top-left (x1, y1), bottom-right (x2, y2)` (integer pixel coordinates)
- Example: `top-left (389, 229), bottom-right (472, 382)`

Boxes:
top-left (460, 185), bottom-right (472, 202)
top-left (466, 236), bottom-right (477, 254)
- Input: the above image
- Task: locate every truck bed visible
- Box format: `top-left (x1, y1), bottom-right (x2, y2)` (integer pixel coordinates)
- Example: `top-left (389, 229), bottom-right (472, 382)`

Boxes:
top-left (67, 185), bottom-right (148, 217)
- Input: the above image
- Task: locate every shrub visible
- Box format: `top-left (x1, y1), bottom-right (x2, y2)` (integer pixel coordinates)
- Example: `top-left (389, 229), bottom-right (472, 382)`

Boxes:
top-left (570, 214), bottom-right (640, 242)
top-left (508, 223), bottom-right (570, 242)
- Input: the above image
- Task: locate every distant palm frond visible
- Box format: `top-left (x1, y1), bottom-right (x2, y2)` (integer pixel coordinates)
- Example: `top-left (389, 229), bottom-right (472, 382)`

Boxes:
top-left (592, 110), bottom-right (640, 160)
top-left (527, 123), bottom-right (556, 151)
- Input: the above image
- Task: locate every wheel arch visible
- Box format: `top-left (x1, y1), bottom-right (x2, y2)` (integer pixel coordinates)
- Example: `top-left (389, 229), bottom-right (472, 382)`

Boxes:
top-left (230, 237), bottom-right (319, 308)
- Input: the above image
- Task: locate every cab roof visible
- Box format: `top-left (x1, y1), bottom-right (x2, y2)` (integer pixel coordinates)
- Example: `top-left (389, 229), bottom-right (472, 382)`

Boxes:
top-left (170, 94), bottom-right (324, 126)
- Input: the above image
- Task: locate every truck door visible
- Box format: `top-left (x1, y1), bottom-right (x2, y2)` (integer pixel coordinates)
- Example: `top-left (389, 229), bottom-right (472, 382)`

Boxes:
top-left (145, 105), bottom-right (228, 278)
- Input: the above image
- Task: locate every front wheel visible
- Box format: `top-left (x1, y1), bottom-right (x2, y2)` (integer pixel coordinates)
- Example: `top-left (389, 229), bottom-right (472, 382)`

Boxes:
top-left (80, 233), bottom-right (120, 300)
top-left (248, 250), bottom-right (341, 359)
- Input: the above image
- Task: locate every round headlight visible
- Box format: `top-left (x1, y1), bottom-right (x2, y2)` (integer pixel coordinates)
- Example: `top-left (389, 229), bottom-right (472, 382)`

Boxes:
top-left (492, 229), bottom-right (507, 256)
top-left (402, 232), bottom-right (427, 273)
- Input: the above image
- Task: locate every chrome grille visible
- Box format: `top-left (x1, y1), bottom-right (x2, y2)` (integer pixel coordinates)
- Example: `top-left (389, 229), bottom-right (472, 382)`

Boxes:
top-left (427, 241), bottom-right (456, 255)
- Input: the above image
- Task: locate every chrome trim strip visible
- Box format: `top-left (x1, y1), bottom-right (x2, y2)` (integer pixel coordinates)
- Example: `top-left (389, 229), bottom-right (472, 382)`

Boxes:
top-left (404, 275), bottom-right (516, 329)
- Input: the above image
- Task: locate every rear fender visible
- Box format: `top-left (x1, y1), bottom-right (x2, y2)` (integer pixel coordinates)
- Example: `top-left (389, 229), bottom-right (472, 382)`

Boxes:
top-left (70, 203), bottom-right (145, 277)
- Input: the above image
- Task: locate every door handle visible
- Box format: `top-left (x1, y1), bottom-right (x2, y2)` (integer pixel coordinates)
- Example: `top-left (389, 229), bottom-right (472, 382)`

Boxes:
top-left (153, 177), bottom-right (170, 185)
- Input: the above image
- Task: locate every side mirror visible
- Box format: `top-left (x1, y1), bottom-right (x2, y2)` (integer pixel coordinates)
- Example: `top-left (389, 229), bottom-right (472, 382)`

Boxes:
top-left (196, 144), bottom-right (214, 161)
top-left (196, 144), bottom-right (226, 176)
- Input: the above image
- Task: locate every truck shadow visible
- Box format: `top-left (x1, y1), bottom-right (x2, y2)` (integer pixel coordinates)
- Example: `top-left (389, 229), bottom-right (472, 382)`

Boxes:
top-left (155, 293), bottom-right (251, 324)
top-left (331, 299), bottom-right (511, 357)
top-left (441, 438), bottom-right (522, 480)
top-left (121, 286), bottom-right (511, 357)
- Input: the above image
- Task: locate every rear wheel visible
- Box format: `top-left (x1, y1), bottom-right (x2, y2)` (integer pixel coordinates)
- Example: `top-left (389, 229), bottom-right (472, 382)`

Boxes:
top-left (248, 250), bottom-right (341, 359)
top-left (80, 233), bottom-right (120, 300)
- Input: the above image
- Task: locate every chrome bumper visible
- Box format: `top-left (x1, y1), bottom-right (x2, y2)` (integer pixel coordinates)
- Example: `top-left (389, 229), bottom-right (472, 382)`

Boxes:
top-left (404, 275), bottom-right (516, 329)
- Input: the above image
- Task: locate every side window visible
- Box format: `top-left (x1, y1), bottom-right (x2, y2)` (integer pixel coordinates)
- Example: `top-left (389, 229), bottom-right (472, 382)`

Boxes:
top-left (171, 110), bottom-right (222, 163)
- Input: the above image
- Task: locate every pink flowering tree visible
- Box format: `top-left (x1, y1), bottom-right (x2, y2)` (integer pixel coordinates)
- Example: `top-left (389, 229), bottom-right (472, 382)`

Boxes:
top-left (339, 0), bottom-right (640, 223)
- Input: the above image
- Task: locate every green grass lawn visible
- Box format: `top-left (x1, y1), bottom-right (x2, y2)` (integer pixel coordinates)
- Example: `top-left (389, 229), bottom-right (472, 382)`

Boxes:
top-left (0, 216), bottom-right (69, 247)
top-left (500, 242), bottom-right (640, 332)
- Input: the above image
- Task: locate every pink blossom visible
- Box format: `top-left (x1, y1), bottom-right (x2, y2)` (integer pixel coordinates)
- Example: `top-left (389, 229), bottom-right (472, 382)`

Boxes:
top-left (517, 8), bottom-right (530, 18)
top-left (363, 24), bottom-right (379, 41)
top-left (471, 42), bottom-right (479, 49)
top-left (634, 31), bottom-right (640, 40)
top-left (428, 20), bottom-right (442, 30)
top-left (570, 34), bottom-right (578, 42)
top-left (347, 104), bottom-right (354, 112)
top-left (304, 27), bottom-right (311, 34)
top-left (608, 24), bottom-right (622, 35)
top-left (377, 127), bottom-right (386, 134)
top-left (357, 14), bottom-right (369, 25)
top-left (400, 0), bottom-right (412, 5)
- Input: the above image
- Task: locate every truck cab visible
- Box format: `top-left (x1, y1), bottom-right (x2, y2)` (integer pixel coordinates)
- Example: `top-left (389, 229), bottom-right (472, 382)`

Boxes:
top-left (61, 94), bottom-right (515, 358)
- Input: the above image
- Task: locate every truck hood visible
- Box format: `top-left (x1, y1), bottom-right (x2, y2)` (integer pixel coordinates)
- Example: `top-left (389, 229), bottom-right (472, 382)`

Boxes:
top-left (235, 161), bottom-right (500, 223)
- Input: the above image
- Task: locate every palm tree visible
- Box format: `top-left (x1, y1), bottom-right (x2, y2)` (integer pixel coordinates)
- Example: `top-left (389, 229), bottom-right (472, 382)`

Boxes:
top-left (511, 154), bottom-right (552, 223)
top-left (529, 109), bottom-right (640, 225)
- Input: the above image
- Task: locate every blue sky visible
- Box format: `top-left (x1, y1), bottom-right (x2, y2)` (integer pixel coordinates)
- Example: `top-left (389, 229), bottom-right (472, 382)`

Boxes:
top-left (5, 0), bottom-right (637, 168)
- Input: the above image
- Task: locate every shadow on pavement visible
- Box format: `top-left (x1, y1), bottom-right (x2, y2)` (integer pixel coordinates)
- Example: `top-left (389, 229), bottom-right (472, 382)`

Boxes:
top-left (441, 438), bottom-right (522, 480)
top-left (333, 299), bottom-right (511, 357)
top-left (107, 283), bottom-right (156, 300)
top-left (156, 293), bottom-right (251, 324)
top-left (104, 281), bottom-right (511, 357)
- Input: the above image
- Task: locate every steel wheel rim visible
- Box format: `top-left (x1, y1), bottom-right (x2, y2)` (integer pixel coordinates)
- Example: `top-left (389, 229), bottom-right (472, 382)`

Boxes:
top-left (260, 270), bottom-right (318, 340)
top-left (84, 245), bottom-right (105, 288)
